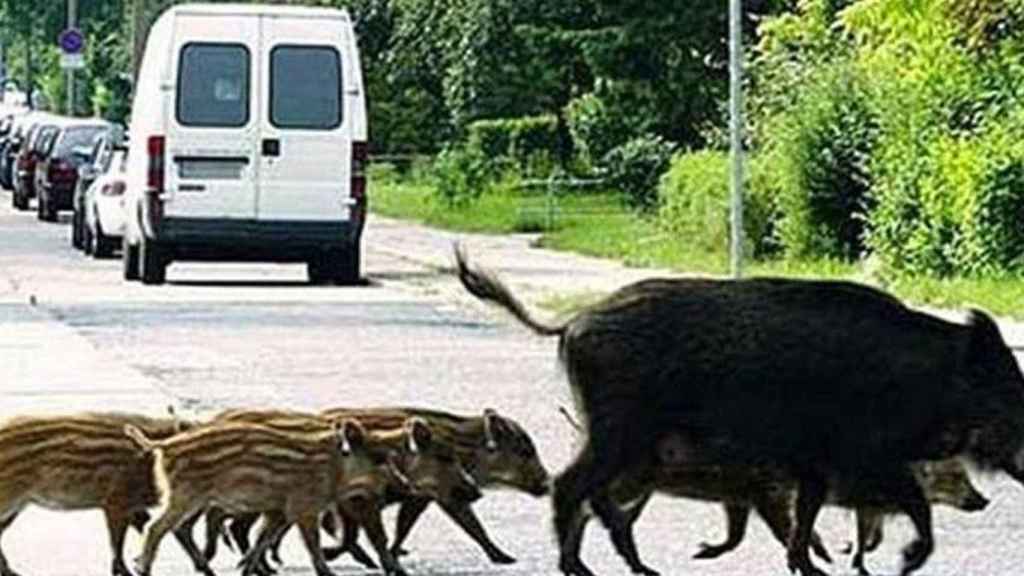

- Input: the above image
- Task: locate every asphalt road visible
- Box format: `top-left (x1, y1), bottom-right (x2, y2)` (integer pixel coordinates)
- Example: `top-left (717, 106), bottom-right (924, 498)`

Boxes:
top-left (2, 189), bottom-right (1024, 576)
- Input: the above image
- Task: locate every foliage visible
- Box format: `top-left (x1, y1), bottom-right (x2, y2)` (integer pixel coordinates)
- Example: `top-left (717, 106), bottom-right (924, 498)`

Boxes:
top-left (658, 150), bottom-right (778, 258)
top-left (430, 145), bottom-right (495, 207)
top-left (766, 60), bottom-right (877, 260)
top-left (602, 133), bottom-right (675, 211)
top-left (467, 114), bottom-right (561, 172)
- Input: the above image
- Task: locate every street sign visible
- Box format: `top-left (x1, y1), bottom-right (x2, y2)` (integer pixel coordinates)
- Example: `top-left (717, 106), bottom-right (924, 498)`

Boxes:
top-left (61, 53), bottom-right (85, 70)
top-left (58, 27), bottom-right (85, 55)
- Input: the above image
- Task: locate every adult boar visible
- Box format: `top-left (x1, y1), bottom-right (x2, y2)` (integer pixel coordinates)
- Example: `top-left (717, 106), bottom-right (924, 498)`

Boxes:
top-left (454, 246), bottom-right (1024, 576)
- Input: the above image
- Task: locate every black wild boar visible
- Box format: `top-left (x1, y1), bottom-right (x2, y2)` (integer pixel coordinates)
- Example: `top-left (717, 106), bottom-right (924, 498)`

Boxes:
top-left (454, 245), bottom-right (1024, 576)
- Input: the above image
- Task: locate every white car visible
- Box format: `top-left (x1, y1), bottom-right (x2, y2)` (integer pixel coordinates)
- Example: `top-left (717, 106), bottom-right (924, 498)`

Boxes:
top-left (83, 149), bottom-right (127, 258)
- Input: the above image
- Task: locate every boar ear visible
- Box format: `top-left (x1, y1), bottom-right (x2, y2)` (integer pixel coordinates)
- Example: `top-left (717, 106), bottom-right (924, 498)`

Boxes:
top-left (337, 419), bottom-right (366, 455)
top-left (965, 310), bottom-right (1009, 366)
top-left (483, 409), bottom-right (503, 451)
top-left (405, 417), bottom-right (432, 453)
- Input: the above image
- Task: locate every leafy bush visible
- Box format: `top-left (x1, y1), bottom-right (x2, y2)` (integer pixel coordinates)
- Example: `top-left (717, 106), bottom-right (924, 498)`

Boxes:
top-left (431, 145), bottom-right (494, 207)
top-left (658, 150), bottom-right (779, 258)
top-left (467, 115), bottom-right (561, 172)
top-left (603, 134), bottom-right (676, 211)
top-left (764, 60), bottom-right (877, 260)
top-left (565, 90), bottom-right (646, 168)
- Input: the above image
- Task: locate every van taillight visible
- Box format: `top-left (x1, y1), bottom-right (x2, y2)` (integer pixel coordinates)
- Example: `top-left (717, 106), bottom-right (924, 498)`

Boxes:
top-left (147, 136), bottom-right (165, 192)
top-left (351, 141), bottom-right (367, 201)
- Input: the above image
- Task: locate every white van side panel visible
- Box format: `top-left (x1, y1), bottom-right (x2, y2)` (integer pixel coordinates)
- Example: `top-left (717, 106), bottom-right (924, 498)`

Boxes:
top-left (255, 15), bottom-right (353, 222)
top-left (162, 13), bottom-right (261, 221)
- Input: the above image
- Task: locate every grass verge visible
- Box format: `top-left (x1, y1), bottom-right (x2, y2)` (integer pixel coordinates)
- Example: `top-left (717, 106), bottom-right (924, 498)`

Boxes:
top-left (371, 177), bottom-right (1024, 319)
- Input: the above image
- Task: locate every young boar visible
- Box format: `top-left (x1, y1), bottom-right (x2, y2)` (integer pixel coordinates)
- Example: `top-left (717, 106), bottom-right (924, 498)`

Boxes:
top-left (125, 418), bottom-right (388, 576)
top-left (564, 430), bottom-right (989, 576)
top-left (317, 406), bottom-right (549, 566)
top-left (455, 246), bottom-right (1024, 576)
top-left (0, 412), bottom-right (203, 576)
top-left (200, 408), bottom-right (482, 575)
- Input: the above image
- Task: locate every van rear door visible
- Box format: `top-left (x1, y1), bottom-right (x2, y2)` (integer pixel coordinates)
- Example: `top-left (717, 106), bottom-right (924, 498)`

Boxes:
top-left (164, 13), bottom-right (259, 221)
top-left (256, 15), bottom-right (352, 222)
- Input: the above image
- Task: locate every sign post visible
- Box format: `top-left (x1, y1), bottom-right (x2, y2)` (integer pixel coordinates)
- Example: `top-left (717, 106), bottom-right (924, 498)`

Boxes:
top-left (728, 0), bottom-right (745, 279)
top-left (60, 0), bottom-right (84, 116)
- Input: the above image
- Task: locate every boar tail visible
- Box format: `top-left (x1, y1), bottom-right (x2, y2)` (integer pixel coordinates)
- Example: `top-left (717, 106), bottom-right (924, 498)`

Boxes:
top-left (124, 424), bottom-right (157, 453)
top-left (454, 243), bottom-right (565, 337)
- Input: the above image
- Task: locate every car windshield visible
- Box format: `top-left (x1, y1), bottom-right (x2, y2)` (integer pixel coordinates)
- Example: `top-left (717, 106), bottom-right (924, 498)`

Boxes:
top-left (56, 126), bottom-right (108, 157)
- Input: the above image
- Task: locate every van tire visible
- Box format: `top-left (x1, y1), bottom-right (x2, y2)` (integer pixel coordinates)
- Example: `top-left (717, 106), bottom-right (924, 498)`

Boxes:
top-left (72, 209), bottom-right (84, 249)
top-left (336, 244), bottom-right (361, 286)
top-left (37, 192), bottom-right (57, 222)
top-left (307, 257), bottom-right (330, 285)
top-left (92, 221), bottom-right (116, 259)
top-left (123, 238), bottom-right (141, 281)
top-left (141, 240), bottom-right (168, 285)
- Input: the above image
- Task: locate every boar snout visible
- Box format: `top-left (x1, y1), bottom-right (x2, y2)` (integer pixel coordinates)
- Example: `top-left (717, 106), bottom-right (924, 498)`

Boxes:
top-left (962, 490), bottom-right (989, 512)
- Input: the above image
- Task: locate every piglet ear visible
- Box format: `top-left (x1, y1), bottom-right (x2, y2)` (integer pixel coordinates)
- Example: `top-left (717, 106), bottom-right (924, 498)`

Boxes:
top-left (405, 417), bottom-right (432, 453)
top-left (336, 419), bottom-right (366, 455)
top-left (483, 409), bottom-right (503, 451)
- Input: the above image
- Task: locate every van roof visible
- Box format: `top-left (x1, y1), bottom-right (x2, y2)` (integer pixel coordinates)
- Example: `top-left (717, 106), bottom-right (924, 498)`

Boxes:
top-left (167, 3), bottom-right (350, 21)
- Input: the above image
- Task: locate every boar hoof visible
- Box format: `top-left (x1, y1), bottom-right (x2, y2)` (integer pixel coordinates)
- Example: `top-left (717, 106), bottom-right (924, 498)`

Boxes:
top-left (487, 550), bottom-right (517, 564)
top-left (390, 546), bottom-right (410, 557)
top-left (693, 541), bottom-right (735, 560)
top-left (2, 569), bottom-right (24, 576)
top-left (559, 556), bottom-right (597, 576)
top-left (900, 539), bottom-right (933, 575)
top-left (840, 542), bottom-right (853, 555)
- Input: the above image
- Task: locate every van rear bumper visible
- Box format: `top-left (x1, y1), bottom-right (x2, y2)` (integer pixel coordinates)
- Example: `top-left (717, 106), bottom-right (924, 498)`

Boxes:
top-left (153, 217), bottom-right (363, 262)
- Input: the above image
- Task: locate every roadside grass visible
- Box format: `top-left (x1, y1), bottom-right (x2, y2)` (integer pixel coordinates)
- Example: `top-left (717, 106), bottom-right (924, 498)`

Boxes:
top-left (370, 176), bottom-right (1024, 319)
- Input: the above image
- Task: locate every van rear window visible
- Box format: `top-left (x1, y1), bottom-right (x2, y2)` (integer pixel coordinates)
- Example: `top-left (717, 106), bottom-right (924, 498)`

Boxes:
top-left (270, 46), bottom-right (342, 130)
top-left (177, 43), bottom-right (250, 128)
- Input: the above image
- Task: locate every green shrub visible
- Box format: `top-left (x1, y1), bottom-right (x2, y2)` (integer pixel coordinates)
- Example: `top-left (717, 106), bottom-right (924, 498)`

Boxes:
top-left (431, 145), bottom-right (494, 207)
top-left (565, 91), bottom-right (646, 168)
top-left (467, 115), bottom-right (561, 172)
top-left (658, 150), bottom-right (778, 258)
top-left (603, 134), bottom-right (676, 211)
top-left (766, 61), bottom-right (877, 260)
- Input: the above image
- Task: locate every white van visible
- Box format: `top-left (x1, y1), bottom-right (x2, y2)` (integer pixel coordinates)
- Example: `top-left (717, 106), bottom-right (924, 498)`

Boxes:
top-left (123, 3), bottom-right (368, 285)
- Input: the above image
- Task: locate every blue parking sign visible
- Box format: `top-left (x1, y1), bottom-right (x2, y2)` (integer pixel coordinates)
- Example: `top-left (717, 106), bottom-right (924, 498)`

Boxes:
top-left (58, 28), bottom-right (85, 55)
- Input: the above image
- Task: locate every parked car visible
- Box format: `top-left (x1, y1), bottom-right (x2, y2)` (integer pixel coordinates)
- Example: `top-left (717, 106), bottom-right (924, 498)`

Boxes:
top-left (82, 148), bottom-right (128, 258)
top-left (72, 131), bottom-right (124, 249)
top-left (12, 116), bottom-right (60, 210)
top-left (1, 112), bottom-right (40, 194)
top-left (123, 4), bottom-right (368, 285)
top-left (36, 120), bottom-right (112, 222)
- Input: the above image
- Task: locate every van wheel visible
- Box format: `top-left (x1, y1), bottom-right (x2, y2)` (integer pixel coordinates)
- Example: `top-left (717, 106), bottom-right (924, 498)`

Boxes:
top-left (83, 225), bottom-right (94, 256)
top-left (307, 257), bottom-right (330, 285)
top-left (123, 238), bottom-right (141, 281)
top-left (336, 245), bottom-right (361, 286)
top-left (141, 240), bottom-right (168, 285)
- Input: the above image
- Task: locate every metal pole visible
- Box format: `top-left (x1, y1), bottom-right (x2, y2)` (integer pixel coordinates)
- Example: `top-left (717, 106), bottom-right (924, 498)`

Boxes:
top-left (67, 0), bottom-right (77, 116)
top-left (729, 0), bottom-right (745, 279)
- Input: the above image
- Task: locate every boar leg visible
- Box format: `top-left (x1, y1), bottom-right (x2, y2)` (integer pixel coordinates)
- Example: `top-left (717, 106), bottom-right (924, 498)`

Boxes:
top-left (589, 491), bottom-right (659, 575)
top-left (135, 499), bottom-right (202, 576)
top-left (886, 468), bottom-right (933, 576)
top-left (171, 511), bottom-right (216, 576)
top-left (437, 500), bottom-right (516, 564)
top-left (321, 508), bottom-right (378, 568)
top-left (694, 504), bottom-right (750, 559)
top-left (238, 512), bottom-right (288, 576)
top-left (554, 427), bottom-right (634, 576)
top-left (295, 513), bottom-right (336, 576)
top-left (202, 508), bottom-right (229, 562)
top-left (343, 497), bottom-right (407, 576)
top-left (786, 473), bottom-right (829, 576)
top-left (752, 491), bottom-right (831, 564)
top-left (103, 507), bottom-right (136, 576)
top-left (229, 513), bottom-right (261, 556)
top-left (852, 509), bottom-right (884, 576)
top-left (0, 512), bottom-right (23, 576)
top-left (390, 497), bottom-right (431, 557)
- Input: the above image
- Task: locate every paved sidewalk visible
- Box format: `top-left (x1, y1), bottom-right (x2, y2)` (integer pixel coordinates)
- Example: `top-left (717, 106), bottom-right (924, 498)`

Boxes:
top-left (367, 214), bottom-right (1024, 348)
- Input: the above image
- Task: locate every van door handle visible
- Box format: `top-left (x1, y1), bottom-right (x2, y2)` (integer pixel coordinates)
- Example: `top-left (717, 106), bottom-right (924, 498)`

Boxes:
top-left (262, 139), bottom-right (281, 157)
